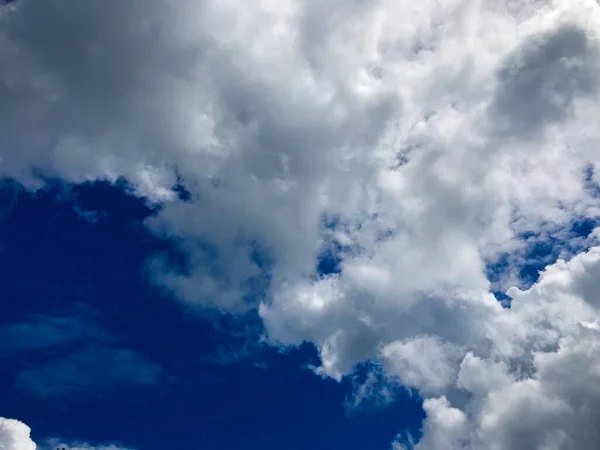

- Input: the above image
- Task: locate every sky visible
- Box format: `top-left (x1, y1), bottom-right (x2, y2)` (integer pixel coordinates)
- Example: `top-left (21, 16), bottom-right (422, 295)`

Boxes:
top-left (1, 0), bottom-right (600, 449)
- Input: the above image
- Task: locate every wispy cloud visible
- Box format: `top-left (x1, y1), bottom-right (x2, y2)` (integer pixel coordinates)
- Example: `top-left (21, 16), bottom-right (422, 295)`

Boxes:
top-left (0, 306), bottom-right (161, 398)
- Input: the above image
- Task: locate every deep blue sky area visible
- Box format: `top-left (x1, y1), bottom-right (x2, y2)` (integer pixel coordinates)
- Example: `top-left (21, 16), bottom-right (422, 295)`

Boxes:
top-left (0, 180), bottom-right (425, 450)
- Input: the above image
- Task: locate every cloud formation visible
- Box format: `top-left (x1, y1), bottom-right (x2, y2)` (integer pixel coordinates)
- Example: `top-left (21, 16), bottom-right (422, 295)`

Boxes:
top-left (0, 418), bottom-right (35, 450)
top-left (392, 247), bottom-right (600, 449)
top-left (2, 0), bottom-right (600, 447)
top-left (0, 416), bottom-right (132, 450)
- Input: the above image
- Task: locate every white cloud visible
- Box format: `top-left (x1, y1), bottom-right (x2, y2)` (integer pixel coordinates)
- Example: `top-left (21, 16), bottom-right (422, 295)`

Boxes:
top-left (0, 418), bottom-right (35, 450)
top-left (3, 0), bottom-right (600, 448)
top-left (381, 336), bottom-right (463, 396)
top-left (396, 248), bottom-right (600, 449)
top-left (0, 416), bottom-right (133, 450)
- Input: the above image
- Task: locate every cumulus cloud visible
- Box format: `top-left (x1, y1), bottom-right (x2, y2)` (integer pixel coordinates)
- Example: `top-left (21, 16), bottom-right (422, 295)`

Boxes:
top-left (0, 418), bottom-right (35, 450)
top-left (389, 248), bottom-right (600, 449)
top-left (0, 416), bottom-right (133, 450)
top-left (381, 336), bottom-right (463, 396)
top-left (3, 0), bottom-right (600, 448)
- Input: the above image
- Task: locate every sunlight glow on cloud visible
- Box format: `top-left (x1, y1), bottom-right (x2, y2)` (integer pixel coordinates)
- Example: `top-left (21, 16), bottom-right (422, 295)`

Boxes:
top-left (2, 0), bottom-right (600, 447)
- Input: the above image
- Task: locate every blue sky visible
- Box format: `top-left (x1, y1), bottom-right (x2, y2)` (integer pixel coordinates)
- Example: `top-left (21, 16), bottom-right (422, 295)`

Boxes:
top-left (3, 1), bottom-right (600, 449)
top-left (0, 181), bottom-right (424, 449)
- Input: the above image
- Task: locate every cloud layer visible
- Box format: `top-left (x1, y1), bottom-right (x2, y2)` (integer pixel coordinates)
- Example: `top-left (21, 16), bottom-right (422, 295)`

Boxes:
top-left (3, 0), bottom-right (600, 448)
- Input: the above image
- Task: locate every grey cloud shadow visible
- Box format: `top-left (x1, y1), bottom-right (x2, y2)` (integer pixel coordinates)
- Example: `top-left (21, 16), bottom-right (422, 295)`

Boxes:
top-left (490, 24), bottom-right (599, 139)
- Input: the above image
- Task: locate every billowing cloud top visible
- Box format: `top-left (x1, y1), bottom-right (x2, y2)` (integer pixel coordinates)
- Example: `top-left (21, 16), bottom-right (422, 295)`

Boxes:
top-left (0, 418), bottom-right (35, 450)
top-left (2, 0), bottom-right (600, 448)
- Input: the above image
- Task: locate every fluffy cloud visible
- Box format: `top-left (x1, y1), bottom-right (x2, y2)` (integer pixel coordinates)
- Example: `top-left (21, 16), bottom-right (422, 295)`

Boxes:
top-left (390, 248), bottom-right (600, 449)
top-left (0, 418), bottom-right (35, 450)
top-left (0, 417), bottom-right (133, 450)
top-left (3, 0), bottom-right (600, 448)
top-left (381, 336), bottom-right (463, 396)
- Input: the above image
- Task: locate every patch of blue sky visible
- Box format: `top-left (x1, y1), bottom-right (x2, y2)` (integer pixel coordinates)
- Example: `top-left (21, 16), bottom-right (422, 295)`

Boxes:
top-left (486, 216), bottom-right (599, 305)
top-left (486, 165), bottom-right (600, 304)
top-left (0, 179), bottom-right (424, 450)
